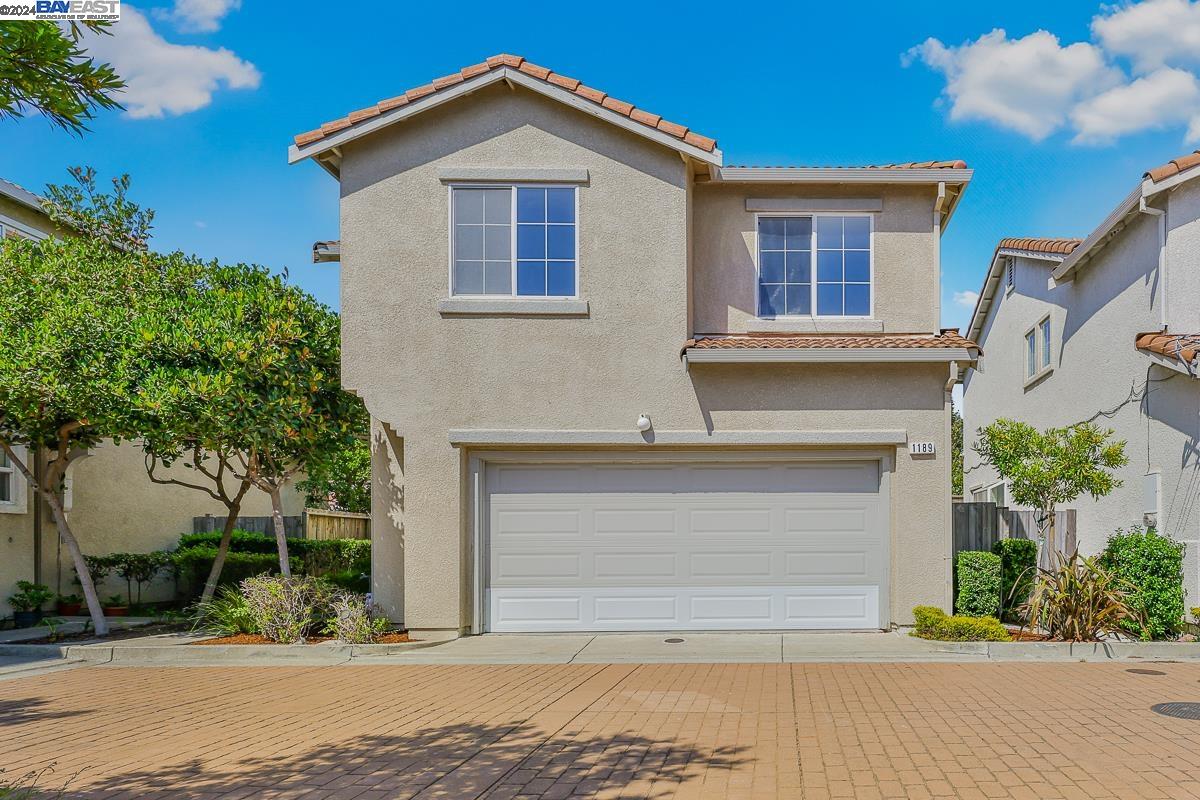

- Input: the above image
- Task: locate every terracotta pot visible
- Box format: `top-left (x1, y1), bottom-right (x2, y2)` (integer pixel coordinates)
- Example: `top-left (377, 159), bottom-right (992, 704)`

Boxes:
top-left (103, 606), bottom-right (129, 617)
top-left (57, 602), bottom-right (83, 616)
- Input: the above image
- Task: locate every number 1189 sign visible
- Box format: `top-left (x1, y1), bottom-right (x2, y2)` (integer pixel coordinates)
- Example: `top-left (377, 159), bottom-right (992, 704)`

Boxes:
top-left (909, 441), bottom-right (936, 456)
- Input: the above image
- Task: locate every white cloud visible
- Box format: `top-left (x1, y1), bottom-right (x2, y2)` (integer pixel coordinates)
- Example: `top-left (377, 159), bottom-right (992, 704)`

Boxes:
top-left (905, 29), bottom-right (1120, 140)
top-left (157, 0), bottom-right (241, 33)
top-left (1092, 0), bottom-right (1200, 72)
top-left (1071, 67), bottom-right (1200, 142)
top-left (953, 290), bottom-right (980, 310)
top-left (83, 6), bottom-right (260, 119)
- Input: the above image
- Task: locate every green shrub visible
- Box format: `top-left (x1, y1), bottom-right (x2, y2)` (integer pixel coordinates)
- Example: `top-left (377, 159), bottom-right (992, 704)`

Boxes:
top-left (173, 547), bottom-right (295, 597)
top-left (191, 587), bottom-right (257, 636)
top-left (992, 538), bottom-right (1038, 620)
top-left (323, 592), bottom-right (389, 643)
top-left (1099, 526), bottom-right (1184, 640)
top-left (176, 531), bottom-right (369, 576)
top-left (910, 605), bottom-right (1011, 642)
top-left (325, 569), bottom-right (370, 593)
top-left (239, 575), bottom-right (335, 643)
top-left (1024, 550), bottom-right (1143, 641)
top-left (110, 551), bottom-right (173, 606)
top-left (955, 551), bottom-right (1002, 618)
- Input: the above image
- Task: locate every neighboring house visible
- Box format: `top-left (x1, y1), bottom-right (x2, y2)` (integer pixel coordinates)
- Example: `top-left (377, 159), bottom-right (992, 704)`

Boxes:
top-left (0, 178), bottom-right (304, 616)
top-left (291, 54), bottom-right (978, 636)
top-left (963, 153), bottom-right (1200, 601)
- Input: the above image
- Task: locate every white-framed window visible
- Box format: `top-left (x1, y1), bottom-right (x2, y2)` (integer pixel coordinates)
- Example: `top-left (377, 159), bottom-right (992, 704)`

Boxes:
top-left (755, 213), bottom-right (873, 318)
top-left (1024, 314), bottom-right (1052, 382)
top-left (0, 446), bottom-right (28, 514)
top-left (970, 485), bottom-right (987, 502)
top-left (449, 185), bottom-right (578, 299)
top-left (989, 482), bottom-right (1006, 507)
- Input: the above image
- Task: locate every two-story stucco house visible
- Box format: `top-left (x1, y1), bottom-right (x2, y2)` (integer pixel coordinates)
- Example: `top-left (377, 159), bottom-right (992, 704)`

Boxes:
top-left (0, 177), bottom-right (303, 617)
top-left (291, 54), bottom-right (979, 638)
top-left (963, 152), bottom-right (1200, 600)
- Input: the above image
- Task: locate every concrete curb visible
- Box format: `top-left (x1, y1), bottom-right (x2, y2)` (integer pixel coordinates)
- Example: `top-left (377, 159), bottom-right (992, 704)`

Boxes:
top-left (0, 636), bottom-right (446, 665)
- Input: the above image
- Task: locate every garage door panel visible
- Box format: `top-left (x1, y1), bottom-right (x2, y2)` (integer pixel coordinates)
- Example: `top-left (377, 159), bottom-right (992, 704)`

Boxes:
top-left (485, 460), bottom-right (888, 631)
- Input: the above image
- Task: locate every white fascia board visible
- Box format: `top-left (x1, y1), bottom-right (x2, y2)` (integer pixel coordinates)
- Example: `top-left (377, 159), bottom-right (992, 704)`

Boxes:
top-left (717, 167), bottom-right (973, 185)
top-left (0, 179), bottom-right (44, 214)
top-left (1051, 184), bottom-right (1142, 282)
top-left (289, 67), bottom-right (722, 170)
top-left (449, 429), bottom-right (909, 447)
top-left (997, 248), bottom-right (1066, 263)
top-left (684, 347), bottom-right (976, 363)
top-left (966, 253), bottom-right (1004, 343)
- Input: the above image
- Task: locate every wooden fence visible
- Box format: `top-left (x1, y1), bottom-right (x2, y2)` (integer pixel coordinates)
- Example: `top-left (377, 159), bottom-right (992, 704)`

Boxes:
top-left (192, 511), bottom-right (371, 540)
top-left (192, 514), bottom-right (304, 538)
top-left (305, 509), bottom-right (371, 540)
top-left (952, 503), bottom-right (1077, 569)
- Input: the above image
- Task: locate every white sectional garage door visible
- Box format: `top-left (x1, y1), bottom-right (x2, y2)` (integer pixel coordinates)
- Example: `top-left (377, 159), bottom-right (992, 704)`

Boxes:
top-left (484, 459), bottom-right (888, 632)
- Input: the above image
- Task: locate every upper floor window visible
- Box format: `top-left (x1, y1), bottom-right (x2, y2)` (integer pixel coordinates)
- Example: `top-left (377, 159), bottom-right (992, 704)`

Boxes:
top-left (1025, 314), bottom-right (1052, 382)
top-left (451, 185), bottom-right (577, 298)
top-left (0, 449), bottom-right (12, 504)
top-left (757, 214), bottom-right (871, 318)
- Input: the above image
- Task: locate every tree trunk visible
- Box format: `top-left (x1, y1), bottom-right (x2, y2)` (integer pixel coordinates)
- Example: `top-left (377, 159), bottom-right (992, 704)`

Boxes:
top-left (44, 490), bottom-right (108, 636)
top-left (200, 498), bottom-right (243, 604)
top-left (270, 486), bottom-right (291, 578)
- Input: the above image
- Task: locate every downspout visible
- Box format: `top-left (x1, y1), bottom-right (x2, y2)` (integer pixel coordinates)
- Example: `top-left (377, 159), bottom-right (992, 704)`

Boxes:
top-left (1139, 197), bottom-right (1167, 329)
top-left (943, 359), bottom-right (960, 613)
top-left (933, 182), bottom-right (946, 327)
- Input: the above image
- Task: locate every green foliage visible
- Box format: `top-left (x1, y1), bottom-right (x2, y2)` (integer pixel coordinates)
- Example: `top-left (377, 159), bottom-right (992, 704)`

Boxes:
top-left (173, 547), bottom-right (292, 596)
top-left (323, 592), bottom-right (389, 644)
top-left (37, 616), bottom-right (67, 642)
top-left (190, 587), bottom-right (257, 636)
top-left (955, 551), bottom-right (1002, 618)
top-left (911, 606), bottom-right (1011, 642)
top-left (951, 404), bottom-right (963, 496)
top-left (43, 167), bottom-right (154, 250)
top-left (991, 538), bottom-right (1038, 620)
top-left (324, 569), bottom-right (370, 593)
top-left (1099, 526), bottom-right (1185, 640)
top-left (6, 581), bottom-right (53, 612)
top-left (1022, 551), bottom-right (1143, 641)
top-left (298, 435), bottom-right (371, 513)
top-left (974, 419), bottom-right (1128, 538)
top-left (239, 576), bottom-right (336, 644)
top-left (109, 551), bottom-right (173, 606)
top-left (176, 531), bottom-right (369, 575)
top-left (0, 21), bottom-right (124, 134)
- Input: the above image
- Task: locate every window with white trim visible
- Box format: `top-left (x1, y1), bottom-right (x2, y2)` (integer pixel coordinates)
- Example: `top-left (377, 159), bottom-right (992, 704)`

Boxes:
top-left (0, 449), bottom-right (13, 504)
top-left (451, 185), bottom-right (577, 298)
top-left (1025, 314), bottom-right (1052, 381)
top-left (757, 214), bottom-right (872, 318)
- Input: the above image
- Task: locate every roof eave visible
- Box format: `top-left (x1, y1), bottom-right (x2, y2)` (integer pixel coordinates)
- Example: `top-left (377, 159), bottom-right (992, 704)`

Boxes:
top-left (0, 178), bottom-right (45, 215)
top-left (684, 347), bottom-right (977, 363)
top-left (715, 167), bottom-right (973, 185)
top-left (1137, 347), bottom-right (1198, 377)
top-left (967, 248), bottom-right (1068, 342)
top-left (289, 67), bottom-right (723, 177)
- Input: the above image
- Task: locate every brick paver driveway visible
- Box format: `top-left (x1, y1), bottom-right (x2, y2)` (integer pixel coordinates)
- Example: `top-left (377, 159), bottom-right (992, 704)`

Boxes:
top-left (3, 662), bottom-right (1200, 799)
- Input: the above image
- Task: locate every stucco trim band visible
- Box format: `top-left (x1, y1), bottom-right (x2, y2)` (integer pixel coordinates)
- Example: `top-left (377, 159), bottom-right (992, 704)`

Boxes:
top-left (437, 299), bottom-right (589, 316)
top-left (745, 197), bottom-right (883, 213)
top-left (719, 167), bottom-right (973, 184)
top-left (448, 429), bottom-right (909, 447)
top-left (684, 348), bottom-right (975, 363)
top-left (438, 167), bottom-right (589, 183)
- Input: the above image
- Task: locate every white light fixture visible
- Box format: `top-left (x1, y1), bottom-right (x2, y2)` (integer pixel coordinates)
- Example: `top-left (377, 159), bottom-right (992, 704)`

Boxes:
top-left (636, 414), bottom-right (652, 432)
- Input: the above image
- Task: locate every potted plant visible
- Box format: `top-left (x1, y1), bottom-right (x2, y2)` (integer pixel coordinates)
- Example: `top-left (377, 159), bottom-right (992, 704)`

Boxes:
top-left (7, 581), bottom-right (54, 628)
top-left (102, 594), bottom-right (129, 617)
top-left (56, 593), bottom-right (84, 616)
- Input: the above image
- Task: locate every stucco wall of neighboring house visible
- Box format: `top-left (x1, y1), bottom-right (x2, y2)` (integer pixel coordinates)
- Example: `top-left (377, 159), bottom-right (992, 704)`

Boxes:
top-left (1165, 179), bottom-right (1200, 334)
top-left (337, 82), bottom-right (954, 633)
top-left (692, 183), bottom-right (940, 334)
top-left (964, 207), bottom-right (1200, 602)
top-left (3, 441), bottom-right (305, 614)
top-left (0, 194), bottom-right (69, 239)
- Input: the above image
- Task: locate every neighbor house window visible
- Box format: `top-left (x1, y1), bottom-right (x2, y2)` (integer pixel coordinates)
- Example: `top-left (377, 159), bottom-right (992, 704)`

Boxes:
top-left (451, 186), bottom-right (577, 298)
top-left (0, 449), bottom-right (12, 504)
top-left (1025, 314), bottom-right (1052, 381)
top-left (758, 215), bottom-right (871, 317)
top-left (989, 482), bottom-right (1006, 507)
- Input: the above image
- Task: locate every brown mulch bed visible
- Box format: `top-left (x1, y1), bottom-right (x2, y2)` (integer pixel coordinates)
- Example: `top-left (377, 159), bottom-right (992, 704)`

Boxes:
top-left (1006, 628), bottom-right (1051, 642)
top-left (8, 623), bottom-right (186, 645)
top-left (191, 632), bottom-right (411, 646)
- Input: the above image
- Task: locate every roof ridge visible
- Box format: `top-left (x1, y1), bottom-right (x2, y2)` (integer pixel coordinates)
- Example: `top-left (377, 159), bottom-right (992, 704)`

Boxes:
top-left (1145, 149), bottom-right (1200, 183)
top-left (293, 54), bottom-right (718, 154)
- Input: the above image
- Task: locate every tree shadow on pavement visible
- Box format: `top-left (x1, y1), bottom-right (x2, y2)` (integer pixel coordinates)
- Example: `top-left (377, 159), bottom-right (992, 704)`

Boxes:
top-left (0, 698), bottom-right (93, 726)
top-left (57, 719), bottom-right (752, 799)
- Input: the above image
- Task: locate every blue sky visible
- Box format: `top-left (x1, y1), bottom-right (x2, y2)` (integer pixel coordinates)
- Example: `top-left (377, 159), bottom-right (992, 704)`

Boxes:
top-left (3, 0), bottom-right (1199, 336)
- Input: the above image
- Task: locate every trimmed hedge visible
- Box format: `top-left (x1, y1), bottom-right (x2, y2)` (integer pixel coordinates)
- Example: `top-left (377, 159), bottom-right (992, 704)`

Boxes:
top-left (174, 547), bottom-right (297, 594)
top-left (1099, 527), bottom-right (1185, 640)
top-left (177, 531), bottom-right (369, 576)
top-left (955, 551), bottom-right (1002, 618)
top-left (992, 538), bottom-right (1038, 620)
top-left (912, 605), bottom-right (1011, 642)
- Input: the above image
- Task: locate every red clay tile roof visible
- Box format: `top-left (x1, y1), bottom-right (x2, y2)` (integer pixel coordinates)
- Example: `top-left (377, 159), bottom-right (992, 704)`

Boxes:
top-left (685, 329), bottom-right (979, 351)
top-left (726, 161), bottom-right (968, 170)
top-left (293, 54), bottom-right (718, 154)
top-left (1145, 150), bottom-right (1200, 183)
top-left (1136, 332), bottom-right (1200, 368)
top-left (998, 237), bottom-right (1082, 256)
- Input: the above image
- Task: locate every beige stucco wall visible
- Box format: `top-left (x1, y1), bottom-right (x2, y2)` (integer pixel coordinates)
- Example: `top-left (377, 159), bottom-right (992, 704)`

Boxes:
top-left (337, 82), bottom-right (953, 633)
top-left (964, 197), bottom-right (1200, 602)
top-left (3, 440), bottom-right (304, 614)
top-left (692, 183), bottom-right (940, 334)
top-left (0, 194), bottom-right (71, 239)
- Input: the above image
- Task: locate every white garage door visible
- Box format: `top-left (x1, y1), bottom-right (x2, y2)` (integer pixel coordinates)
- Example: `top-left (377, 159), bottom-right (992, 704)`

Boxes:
top-left (485, 459), bottom-right (888, 632)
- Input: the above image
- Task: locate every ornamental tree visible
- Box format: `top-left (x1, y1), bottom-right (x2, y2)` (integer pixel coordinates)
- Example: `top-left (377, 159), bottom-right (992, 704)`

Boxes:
top-left (0, 175), bottom-right (161, 634)
top-left (298, 435), bottom-right (371, 513)
top-left (974, 419), bottom-right (1129, 552)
